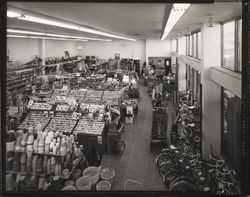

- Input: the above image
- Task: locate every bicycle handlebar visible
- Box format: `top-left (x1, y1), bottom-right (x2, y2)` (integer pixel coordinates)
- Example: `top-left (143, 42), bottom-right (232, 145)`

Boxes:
top-left (209, 154), bottom-right (225, 164)
top-left (216, 177), bottom-right (236, 187)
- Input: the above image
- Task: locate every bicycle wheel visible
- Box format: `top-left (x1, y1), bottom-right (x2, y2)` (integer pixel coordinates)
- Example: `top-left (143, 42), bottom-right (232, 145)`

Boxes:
top-left (163, 169), bottom-right (182, 189)
top-left (158, 162), bottom-right (175, 180)
top-left (156, 152), bottom-right (172, 168)
top-left (169, 177), bottom-right (199, 191)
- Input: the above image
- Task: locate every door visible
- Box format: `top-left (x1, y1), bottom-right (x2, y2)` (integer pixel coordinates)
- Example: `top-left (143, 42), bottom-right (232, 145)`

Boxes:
top-left (164, 58), bottom-right (171, 75)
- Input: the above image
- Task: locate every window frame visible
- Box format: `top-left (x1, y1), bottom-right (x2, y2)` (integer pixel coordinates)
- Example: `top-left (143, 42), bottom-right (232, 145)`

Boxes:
top-left (221, 17), bottom-right (242, 73)
top-left (186, 30), bottom-right (201, 60)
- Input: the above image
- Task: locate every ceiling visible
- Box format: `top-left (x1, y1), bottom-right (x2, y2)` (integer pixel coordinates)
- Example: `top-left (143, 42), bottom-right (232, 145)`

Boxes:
top-left (7, 2), bottom-right (172, 40)
top-left (168, 2), bottom-right (242, 39)
top-left (7, 2), bottom-right (242, 41)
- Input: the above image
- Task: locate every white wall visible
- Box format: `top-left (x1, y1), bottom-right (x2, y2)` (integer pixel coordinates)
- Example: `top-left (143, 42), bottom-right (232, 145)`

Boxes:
top-left (7, 38), bottom-right (40, 63)
top-left (79, 40), bottom-right (146, 62)
top-left (45, 40), bottom-right (80, 58)
top-left (145, 39), bottom-right (171, 64)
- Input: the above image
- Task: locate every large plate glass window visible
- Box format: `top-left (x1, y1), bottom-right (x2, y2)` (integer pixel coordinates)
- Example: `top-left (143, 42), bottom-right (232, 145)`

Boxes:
top-left (222, 88), bottom-right (241, 178)
top-left (222, 21), bottom-right (235, 70)
top-left (198, 32), bottom-right (201, 59)
top-left (236, 19), bottom-right (242, 72)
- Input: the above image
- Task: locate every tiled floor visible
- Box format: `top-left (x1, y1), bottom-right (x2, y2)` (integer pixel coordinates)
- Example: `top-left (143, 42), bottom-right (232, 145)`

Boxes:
top-left (101, 84), bottom-right (176, 191)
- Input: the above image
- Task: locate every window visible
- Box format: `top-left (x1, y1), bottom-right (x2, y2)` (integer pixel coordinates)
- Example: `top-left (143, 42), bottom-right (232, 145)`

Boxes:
top-left (222, 88), bottom-right (241, 177)
top-left (171, 39), bottom-right (177, 52)
top-left (190, 35), bottom-right (193, 56)
top-left (198, 32), bottom-right (201, 59)
top-left (236, 19), bottom-right (242, 71)
top-left (222, 19), bottom-right (242, 72)
top-left (193, 33), bottom-right (197, 58)
top-left (222, 21), bottom-right (235, 70)
top-left (186, 31), bottom-right (201, 59)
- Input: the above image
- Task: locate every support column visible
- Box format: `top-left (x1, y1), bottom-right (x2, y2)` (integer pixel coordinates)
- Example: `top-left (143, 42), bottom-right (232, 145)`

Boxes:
top-left (201, 23), bottom-right (222, 158)
top-left (39, 39), bottom-right (46, 75)
top-left (177, 36), bottom-right (186, 92)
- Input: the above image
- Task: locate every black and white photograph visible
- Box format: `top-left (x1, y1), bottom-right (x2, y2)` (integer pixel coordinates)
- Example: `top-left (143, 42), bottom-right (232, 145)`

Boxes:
top-left (1, 0), bottom-right (250, 196)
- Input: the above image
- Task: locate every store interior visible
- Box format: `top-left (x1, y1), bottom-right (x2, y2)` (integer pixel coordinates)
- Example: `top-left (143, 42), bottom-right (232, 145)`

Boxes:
top-left (5, 1), bottom-right (245, 194)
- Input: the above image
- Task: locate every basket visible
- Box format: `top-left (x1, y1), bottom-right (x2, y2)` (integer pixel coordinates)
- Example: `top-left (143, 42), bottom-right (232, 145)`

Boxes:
top-left (83, 166), bottom-right (101, 186)
top-left (62, 185), bottom-right (76, 190)
top-left (76, 176), bottom-right (92, 190)
top-left (124, 179), bottom-right (144, 190)
top-left (96, 180), bottom-right (111, 191)
top-left (100, 168), bottom-right (115, 184)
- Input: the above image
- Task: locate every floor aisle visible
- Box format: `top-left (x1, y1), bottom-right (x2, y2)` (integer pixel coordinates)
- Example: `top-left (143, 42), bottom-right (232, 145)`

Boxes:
top-left (101, 85), bottom-right (167, 190)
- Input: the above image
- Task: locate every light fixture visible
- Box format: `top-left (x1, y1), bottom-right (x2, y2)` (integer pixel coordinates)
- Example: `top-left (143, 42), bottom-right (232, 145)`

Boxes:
top-left (161, 4), bottom-right (190, 40)
top-left (7, 34), bottom-right (88, 42)
top-left (208, 16), bottom-right (214, 27)
top-left (7, 28), bottom-right (112, 41)
top-left (7, 9), bottom-right (136, 41)
top-left (7, 10), bottom-right (21, 18)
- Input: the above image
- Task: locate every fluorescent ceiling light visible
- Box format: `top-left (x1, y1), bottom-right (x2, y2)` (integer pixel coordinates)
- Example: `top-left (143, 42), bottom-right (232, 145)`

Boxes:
top-left (7, 34), bottom-right (88, 42)
top-left (7, 29), bottom-right (45, 35)
top-left (7, 10), bottom-right (21, 18)
top-left (161, 4), bottom-right (190, 40)
top-left (7, 9), bottom-right (136, 41)
top-left (7, 28), bottom-right (112, 41)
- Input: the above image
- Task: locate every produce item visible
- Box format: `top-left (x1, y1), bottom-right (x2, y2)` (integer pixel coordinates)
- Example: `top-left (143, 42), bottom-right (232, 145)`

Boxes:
top-left (73, 119), bottom-right (105, 135)
top-left (45, 113), bottom-right (77, 134)
top-left (18, 111), bottom-right (51, 130)
top-left (29, 102), bottom-right (52, 111)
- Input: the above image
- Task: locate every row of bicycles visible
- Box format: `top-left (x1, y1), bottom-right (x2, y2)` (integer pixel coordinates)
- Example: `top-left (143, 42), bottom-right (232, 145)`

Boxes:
top-left (171, 92), bottom-right (201, 154)
top-left (156, 145), bottom-right (241, 194)
top-left (160, 91), bottom-right (240, 194)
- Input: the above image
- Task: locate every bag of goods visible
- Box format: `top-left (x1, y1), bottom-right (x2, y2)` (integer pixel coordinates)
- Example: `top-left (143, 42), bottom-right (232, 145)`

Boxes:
top-left (38, 137), bottom-right (45, 153)
top-left (33, 139), bottom-right (38, 153)
top-left (32, 155), bottom-right (38, 174)
top-left (20, 153), bottom-right (26, 173)
top-left (20, 133), bottom-right (28, 151)
top-left (43, 155), bottom-right (48, 174)
top-left (55, 163), bottom-right (62, 176)
top-left (6, 130), bottom-right (16, 152)
top-left (26, 135), bottom-right (34, 151)
top-left (26, 151), bottom-right (33, 172)
top-left (36, 157), bottom-right (43, 175)
top-left (50, 157), bottom-right (56, 175)
top-left (12, 153), bottom-right (20, 172)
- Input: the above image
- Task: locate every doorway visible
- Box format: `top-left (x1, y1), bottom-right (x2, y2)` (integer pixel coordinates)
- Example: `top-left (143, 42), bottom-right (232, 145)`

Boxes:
top-left (164, 58), bottom-right (171, 75)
